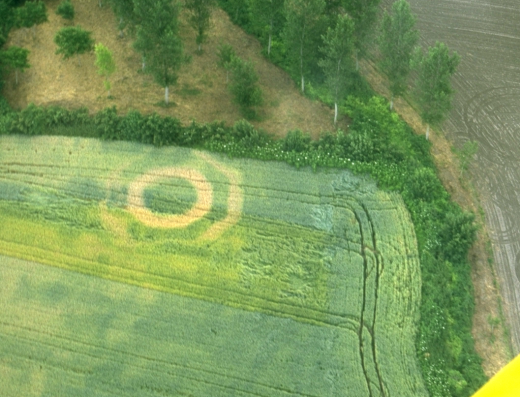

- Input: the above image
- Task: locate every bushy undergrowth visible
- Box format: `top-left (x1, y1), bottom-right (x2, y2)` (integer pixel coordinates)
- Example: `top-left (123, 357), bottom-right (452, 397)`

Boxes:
top-left (0, 95), bottom-right (486, 396)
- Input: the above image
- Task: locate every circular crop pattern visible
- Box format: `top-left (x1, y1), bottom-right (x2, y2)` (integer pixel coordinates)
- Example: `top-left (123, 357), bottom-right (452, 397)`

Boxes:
top-left (143, 177), bottom-right (198, 215)
top-left (127, 168), bottom-right (213, 228)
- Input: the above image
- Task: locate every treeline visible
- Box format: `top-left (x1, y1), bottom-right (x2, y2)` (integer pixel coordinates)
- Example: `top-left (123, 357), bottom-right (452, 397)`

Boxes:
top-left (216, 1), bottom-right (485, 395)
top-left (1, 0), bottom-right (460, 132)
top-left (219, 0), bottom-right (459, 136)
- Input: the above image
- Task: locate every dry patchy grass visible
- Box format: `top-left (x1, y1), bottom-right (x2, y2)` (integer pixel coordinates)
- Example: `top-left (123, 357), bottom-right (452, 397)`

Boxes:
top-left (2, 0), bottom-right (336, 139)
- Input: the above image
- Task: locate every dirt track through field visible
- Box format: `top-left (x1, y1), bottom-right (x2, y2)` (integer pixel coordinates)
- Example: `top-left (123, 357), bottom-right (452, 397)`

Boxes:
top-left (381, 0), bottom-right (520, 357)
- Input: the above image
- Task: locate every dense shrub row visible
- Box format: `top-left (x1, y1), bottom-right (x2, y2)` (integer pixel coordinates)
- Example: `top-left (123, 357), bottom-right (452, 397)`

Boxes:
top-left (0, 96), bottom-right (486, 396)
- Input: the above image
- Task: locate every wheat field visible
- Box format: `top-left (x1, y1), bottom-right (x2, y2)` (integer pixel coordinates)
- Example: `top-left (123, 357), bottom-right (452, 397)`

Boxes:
top-left (0, 135), bottom-right (427, 396)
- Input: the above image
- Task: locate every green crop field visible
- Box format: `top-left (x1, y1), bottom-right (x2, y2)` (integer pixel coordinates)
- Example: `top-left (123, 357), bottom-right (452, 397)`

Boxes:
top-left (0, 135), bottom-right (427, 397)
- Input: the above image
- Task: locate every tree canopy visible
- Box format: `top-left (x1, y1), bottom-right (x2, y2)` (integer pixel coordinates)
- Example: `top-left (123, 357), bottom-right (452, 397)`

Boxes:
top-left (54, 26), bottom-right (95, 65)
top-left (283, 0), bottom-right (326, 93)
top-left (344, 0), bottom-right (381, 68)
top-left (229, 56), bottom-right (263, 118)
top-left (319, 13), bottom-right (355, 124)
top-left (133, 0), bottom-right (183, 105)
top-left (185, 0), bottom-right (216, 52)
top-left (56, 0), bottom-right (75, 22)
top-left (413, 41), bottom-right (460, 139)
top-left (379, 0), bottom-right (418, 109)
top-left (0, 45), bottom-right (30, 85)
top-left (15, 0), bottom-right (48, 30)
top-left (0, 0), bottom-right (16, 47)
top-left (249, 0), bottom-right (285, 56)
top-left (108, 0), bottom-right (137, 35)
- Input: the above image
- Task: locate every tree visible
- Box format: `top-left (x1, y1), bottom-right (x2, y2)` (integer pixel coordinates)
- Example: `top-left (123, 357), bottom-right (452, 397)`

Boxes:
top-left (0, 0), bottom-right (17, 91)
top-left (54, 26), bottom-right (95, 66)
top-left (412, 41), bottom-right (460, 139)
top-left (15, 1), bottom-right (48, 38)
top-left (344, 0), bottom-right (381, 70)
top-left (453, 140), bottom-right (478, 176)
top-left (133, 0), bottom-right (183, 105)
top-left (216, 42), bottom-right (236, 82)
top-left (249, 0), bottom-right (285, 56)
top-left (220, 0), bottom-right (250, 26)
top-left (0, 0), bottom-right (16, 47)
top-left (185, 0), bottom-right (216, 53)
top-left (283, 0), bottom-right (325, 93)
top-left (95, 43), bottom-right (116, 97)
top-left (229, 56), bottom-right (263, 118)
top-left (379, 0), bottom-right (418, 110)
top-left (108, 0), bottom-right (137, 36)
top-left (319, 14), bottom-right (355, 125)
top-left (0, 46), bottom-right (30, 85)
top-left (324, 0), bottom-right (343, 17)
top-left (56, 0), bottom-right (75, 23)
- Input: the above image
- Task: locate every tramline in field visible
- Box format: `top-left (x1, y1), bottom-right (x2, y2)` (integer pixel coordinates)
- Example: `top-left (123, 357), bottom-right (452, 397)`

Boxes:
top-left (0, 135), bottom-right (428, 397)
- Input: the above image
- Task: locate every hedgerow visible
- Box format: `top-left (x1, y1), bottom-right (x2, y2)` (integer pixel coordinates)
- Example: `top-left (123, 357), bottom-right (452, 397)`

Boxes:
top-left (0, 94), bottom-right (486, 396)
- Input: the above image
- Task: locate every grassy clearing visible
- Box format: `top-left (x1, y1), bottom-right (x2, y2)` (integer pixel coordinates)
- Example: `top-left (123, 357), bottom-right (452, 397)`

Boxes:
top-left (0, 135), bottom-right (426, 396)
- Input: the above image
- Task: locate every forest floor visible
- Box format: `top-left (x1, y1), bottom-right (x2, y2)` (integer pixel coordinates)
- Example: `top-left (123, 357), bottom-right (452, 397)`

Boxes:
top-left (1, 0), bottom-right (512, 379)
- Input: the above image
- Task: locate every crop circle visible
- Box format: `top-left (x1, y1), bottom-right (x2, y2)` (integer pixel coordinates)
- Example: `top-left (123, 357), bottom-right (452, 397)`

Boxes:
top-left (127, 167), bottom-right (213, 228)
top-left (143, 177), bottom-right (197, 215)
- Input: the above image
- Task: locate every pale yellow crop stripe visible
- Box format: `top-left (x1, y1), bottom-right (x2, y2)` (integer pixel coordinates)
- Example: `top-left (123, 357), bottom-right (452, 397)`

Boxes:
top-left (472, 354), bottom-right (520, 397)
top-left (195, 151), bottom-right (243, 240)
top-left (127, 168), bottom-right (213, 228)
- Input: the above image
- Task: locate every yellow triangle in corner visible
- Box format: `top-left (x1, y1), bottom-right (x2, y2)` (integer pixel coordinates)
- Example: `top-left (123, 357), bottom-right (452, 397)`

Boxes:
top-left (473, 354), bottom-right (520, 397)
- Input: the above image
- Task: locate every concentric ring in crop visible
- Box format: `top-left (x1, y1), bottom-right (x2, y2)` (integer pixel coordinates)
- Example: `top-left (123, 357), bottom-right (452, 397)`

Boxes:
top-left (127, 167), bottom-right (213, 228)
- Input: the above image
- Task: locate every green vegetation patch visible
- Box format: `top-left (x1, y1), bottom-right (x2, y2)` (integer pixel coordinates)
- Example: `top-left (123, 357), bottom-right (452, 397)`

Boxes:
top-left (0, 256), bottom-right (360, 397)
top-left (0, 135), bottom-right (427, 397)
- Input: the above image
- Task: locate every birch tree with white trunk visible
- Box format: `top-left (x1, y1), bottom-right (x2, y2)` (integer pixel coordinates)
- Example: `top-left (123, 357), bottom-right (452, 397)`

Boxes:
top-left (185, 0), bottom-right (216, 53)
top-left (283, 0), bottom-right (325, 93)
top-left (318, 13), bottom-right (354, 125)
top-left (379, 0), bottom-right (418, 110)
top-left (133, 0), bottom-right (183, 105)
top-left (250, 0), bottom-right (284, 56)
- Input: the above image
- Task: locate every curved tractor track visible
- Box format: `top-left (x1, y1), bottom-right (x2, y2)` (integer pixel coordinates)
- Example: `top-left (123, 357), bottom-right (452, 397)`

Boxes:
top-left (383, 0), bottom-right (520, 353)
